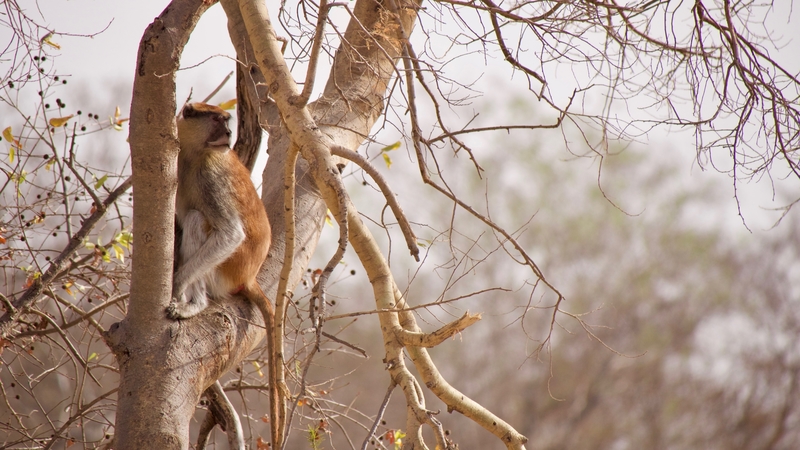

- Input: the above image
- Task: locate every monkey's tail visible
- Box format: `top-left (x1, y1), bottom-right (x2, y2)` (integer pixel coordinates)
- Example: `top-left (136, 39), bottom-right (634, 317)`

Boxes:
top-left (245, 286), bottom-right (284, 449)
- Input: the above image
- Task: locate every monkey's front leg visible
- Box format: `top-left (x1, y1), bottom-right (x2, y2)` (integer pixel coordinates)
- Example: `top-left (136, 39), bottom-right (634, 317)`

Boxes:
top-left (166, 210), bottom-right (244, 319)
top-left (168, 210), bottom-right (210, 319)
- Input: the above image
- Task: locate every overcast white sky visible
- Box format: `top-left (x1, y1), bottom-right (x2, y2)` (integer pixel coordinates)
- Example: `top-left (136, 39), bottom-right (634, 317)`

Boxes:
top-left (7, 0), bottom-right (800, 236)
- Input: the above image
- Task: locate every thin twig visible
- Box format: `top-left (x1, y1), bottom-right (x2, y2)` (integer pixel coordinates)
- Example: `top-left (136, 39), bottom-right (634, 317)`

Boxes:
top-left (292, 0), bottom-right (329, 107)
top-left (0, 176), bottom-right (133, 338)
top-left (202, 71), bottom-right (235, 103)
top-left (361, 381), bottom-right (396, 450)
top-left (330, 145), bottom-right (419, 261)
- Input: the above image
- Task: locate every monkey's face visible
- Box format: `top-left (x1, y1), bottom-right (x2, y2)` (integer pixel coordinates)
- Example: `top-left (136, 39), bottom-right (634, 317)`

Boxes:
top-left (205, 112), bottom-right (231, 148)
top-left (178, 103), bottom-right (232, 150)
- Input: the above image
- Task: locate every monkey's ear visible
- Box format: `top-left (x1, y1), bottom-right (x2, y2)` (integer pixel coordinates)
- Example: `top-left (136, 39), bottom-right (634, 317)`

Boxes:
top-left (181, 103), bottom-right (198, 119)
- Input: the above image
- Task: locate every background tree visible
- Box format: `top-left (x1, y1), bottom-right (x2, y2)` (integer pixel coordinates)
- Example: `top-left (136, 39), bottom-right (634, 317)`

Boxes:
top-left (1, 0), bottom-right (799, 449)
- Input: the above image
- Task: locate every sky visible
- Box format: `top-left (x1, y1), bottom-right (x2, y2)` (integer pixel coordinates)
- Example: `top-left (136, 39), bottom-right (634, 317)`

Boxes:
top-left (6, 0), bottom-right (800, 236)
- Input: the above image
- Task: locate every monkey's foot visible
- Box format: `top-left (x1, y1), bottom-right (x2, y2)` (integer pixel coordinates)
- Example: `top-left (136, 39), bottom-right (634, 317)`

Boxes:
top-left (166, 297), bottom-right (206, 320)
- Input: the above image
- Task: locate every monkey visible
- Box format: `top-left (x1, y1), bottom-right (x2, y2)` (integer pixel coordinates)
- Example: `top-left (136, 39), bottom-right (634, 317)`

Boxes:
top-left (167, 102), bottom-right (274, 327)
top-left (167, 102), bottom-right (283, 445)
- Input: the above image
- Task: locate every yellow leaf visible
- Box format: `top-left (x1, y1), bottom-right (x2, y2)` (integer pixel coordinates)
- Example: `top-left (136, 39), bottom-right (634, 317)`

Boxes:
top-left (64, 281), bottom-right (74, 296)
top-left (8, 147), bottom-right (14, 163)
top-left (45, 158), bottom-right (55, 171)
top-left (41, 33), bottom-right (61, 50)
top-left (114, 106), bottom-right (121, 120)
top-left (218, 99), bottom-right (237, 110)
top-left (382, 141), bottom-right (401, 152)
top-left (2, 127), bottom-right (12, 142)
top-left (49, 115), bottom-right (74, 128)
top-left (88, 352), bottom-right (97, 361)
top-left (382, 152), bottom-right (392, 168)
top-left (252, 361), bottom-right (264, 377)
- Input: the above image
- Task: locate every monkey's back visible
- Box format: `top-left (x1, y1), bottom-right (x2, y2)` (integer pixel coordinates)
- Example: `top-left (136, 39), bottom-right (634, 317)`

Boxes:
top-left (218, 151), bottom-right (271, 292)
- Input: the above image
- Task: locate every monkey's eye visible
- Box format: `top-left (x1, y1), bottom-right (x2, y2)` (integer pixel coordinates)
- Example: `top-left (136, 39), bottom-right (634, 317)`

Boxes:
top-left (212, 115), bottom-right (226, 123)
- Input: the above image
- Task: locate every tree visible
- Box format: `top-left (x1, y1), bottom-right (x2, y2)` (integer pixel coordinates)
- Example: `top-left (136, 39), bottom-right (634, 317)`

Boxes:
top-left (1, 0), bottom-right (798, 449)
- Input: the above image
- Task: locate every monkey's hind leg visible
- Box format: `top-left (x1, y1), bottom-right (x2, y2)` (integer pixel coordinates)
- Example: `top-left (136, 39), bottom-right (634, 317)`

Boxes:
top-left (167, 210), bottom-right (212, 319)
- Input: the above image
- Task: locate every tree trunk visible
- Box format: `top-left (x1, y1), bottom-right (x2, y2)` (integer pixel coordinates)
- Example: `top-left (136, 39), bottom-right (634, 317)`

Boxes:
top-left (106, 1), bottom-right (266, 448)
top-left (110, 0), bottom-right (426, 447)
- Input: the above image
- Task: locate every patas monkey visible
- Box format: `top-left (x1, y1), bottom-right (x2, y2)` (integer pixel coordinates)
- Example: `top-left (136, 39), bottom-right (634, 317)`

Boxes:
top-left (167, 102), bottom-right (274, 327)
top-left (169, 102), bottom-right (281, 444)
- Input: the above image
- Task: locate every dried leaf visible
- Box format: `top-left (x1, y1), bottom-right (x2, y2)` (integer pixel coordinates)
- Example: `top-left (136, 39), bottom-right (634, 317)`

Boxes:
top-left (2, 126), bottom-right (13, 142)
top-left (49, 115), bottom-right (74, 128)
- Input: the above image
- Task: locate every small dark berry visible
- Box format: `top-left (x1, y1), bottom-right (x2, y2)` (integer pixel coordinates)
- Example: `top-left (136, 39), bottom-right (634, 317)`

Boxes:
top-left (350, 270), bottom-right (356, 275)
top-left (62, 80), bottom-right (66, 84)
top-left (41, 56), bottom-right (46, 61)
top-left (64, 176), bottom-right (71, 181)
top-left (77, 110), bottom-right (82, 115)
top-left (80, 126), bottom-right (86, 132)
top-left (54, 76), bottom-right (59, 81)
top-left (45, 256), bottom-right (51, 261)
top-left (45, 104), bottom-right (50, 108)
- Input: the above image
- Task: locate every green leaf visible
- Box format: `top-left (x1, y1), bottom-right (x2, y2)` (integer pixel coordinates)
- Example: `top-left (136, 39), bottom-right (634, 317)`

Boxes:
top-left (94, 174), bottom-right (108, 190)
top-left (112, 243), bottom-right (125, 263)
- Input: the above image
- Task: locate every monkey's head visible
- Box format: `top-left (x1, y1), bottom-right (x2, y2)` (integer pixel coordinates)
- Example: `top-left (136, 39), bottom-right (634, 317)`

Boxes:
top-left (177, 103), bottom-right (232, 151)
